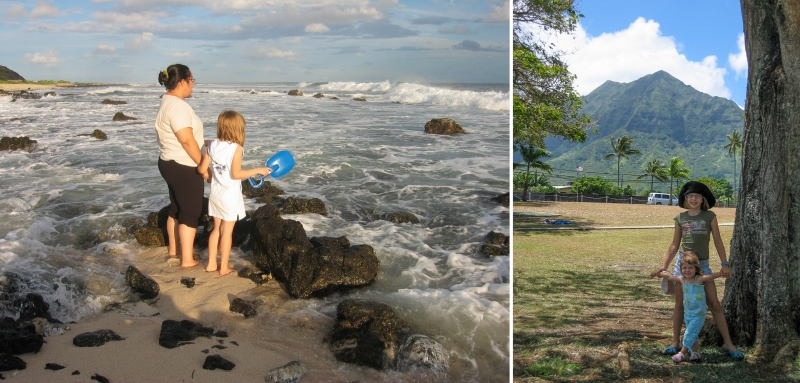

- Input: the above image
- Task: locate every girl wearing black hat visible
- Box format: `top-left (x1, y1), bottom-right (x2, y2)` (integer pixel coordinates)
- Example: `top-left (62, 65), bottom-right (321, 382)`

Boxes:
top-left (658, 181), bottom-right (744, 360)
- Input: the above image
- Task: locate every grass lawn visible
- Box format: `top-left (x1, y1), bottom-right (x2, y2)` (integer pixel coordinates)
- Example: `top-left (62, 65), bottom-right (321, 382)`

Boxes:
top-left (513, 202), bottom-right (799, 382)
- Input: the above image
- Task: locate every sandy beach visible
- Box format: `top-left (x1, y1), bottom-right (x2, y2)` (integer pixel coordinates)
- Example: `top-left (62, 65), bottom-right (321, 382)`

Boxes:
top-left (2, 246), bottom-right (422, 383)
top-left (0, 83), bottom-right (75, 92)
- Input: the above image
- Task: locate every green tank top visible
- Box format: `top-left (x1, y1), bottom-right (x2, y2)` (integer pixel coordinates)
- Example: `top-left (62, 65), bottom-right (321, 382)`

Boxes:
top-left (674, 210), bottom-right (716, 261)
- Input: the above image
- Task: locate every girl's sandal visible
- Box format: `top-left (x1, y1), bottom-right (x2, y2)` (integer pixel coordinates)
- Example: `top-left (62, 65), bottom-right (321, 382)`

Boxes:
top-left (721, 346), bottom-right (744, 360)
top-left (689, 352), bottom-right (702, 362)
top-left (672, 352), bottom-right (686, 363)
top-left (663, 345), bottom-right (679, 355)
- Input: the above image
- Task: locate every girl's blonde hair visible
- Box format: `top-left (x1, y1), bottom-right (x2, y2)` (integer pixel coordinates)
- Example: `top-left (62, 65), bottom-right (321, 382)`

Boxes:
top-left (681, 251), bottom-right (704, 276)
top-left (217, 110), bottom-right (245, 146)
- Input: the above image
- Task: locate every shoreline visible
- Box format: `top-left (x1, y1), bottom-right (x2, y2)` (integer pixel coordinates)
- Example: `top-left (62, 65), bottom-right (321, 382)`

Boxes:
top-left (2, 246), bottom-right (413, 383)
top-left (0, 83), bottom-right (75, 92)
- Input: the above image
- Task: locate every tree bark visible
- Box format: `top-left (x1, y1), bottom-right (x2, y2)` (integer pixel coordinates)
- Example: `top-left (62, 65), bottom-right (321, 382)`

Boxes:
top-left (711, 0), bottom-right (800, 367)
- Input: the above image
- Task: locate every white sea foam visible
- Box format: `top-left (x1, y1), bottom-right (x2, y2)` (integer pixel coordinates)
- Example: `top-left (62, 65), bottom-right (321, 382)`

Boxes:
top-left (319, 81), bottom-right (392, 92)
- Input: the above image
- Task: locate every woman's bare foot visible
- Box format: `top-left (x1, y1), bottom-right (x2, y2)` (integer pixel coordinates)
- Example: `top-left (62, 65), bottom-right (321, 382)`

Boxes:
top-left (181, 261), bottom-right (200, 268)
top-left (219, 269), bottom-right (233, 276)
top-left (206, 265), bottom-right (218, 273)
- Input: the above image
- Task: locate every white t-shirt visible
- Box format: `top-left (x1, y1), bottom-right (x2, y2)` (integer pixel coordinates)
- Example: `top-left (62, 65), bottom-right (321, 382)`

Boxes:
top-left (155, 94), bottom-right (204, 167)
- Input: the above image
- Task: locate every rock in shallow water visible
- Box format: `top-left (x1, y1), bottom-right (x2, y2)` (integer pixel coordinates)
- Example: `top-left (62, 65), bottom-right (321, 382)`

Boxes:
top-left (72, 329), bottom-right (125, 347)
top-left (0, 322), bottom-right (44, 355)
top-left (395, 334), bottom-right (449, 375)
top-left (264, 361), bottom-right (308, 383)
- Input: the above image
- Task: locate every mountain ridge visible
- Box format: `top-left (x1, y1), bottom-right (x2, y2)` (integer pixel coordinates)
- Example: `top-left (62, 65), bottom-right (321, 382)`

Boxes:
top-left (542, 71), bottom-right (743, 191)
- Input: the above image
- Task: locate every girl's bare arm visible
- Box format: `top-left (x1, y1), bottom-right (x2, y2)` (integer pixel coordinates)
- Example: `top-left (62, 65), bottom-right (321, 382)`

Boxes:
top-left (230, 146), bottom-right (272, 180)
top-left (710, 216), bottom-right (731, 277)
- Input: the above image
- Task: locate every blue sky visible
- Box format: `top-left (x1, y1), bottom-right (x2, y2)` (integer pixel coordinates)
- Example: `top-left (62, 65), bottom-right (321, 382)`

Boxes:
top-left (554, 0), bottom-right (746, 106)
top-left (0, 0), bottom-right (509, 84)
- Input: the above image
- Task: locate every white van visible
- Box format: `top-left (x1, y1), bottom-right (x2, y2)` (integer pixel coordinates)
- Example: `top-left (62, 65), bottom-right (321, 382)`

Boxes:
top-left (647, 192), bottom-right (678, 205)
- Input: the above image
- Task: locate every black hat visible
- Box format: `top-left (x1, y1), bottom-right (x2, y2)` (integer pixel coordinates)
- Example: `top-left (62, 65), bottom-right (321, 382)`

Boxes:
top-left (678, 181), bottom-right (716, 209)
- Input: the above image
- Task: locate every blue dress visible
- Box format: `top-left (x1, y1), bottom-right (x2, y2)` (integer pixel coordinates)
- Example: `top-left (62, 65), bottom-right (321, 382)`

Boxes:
top-left (681, 275), bottom-right (706, 352)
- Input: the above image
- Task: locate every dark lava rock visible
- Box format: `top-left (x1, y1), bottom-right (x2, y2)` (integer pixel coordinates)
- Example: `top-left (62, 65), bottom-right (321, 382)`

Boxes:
top-left (353, 97), bottom-right (366, 102)
top-left (132, 226), bottom-right (166, 247)
top-left (325, 299), bottom-right (412, 370)
top-left (201, 349), bottom-right (209, 354)
top-left (101, 99), bottom-right (126, 105)
top-left (0, 354), bottom-right (26, 371)
top-left (0, 322), bottom-right (44, 355)
top-left (250, 204), bottom-right (379, 298)
top-left (287, 89), bottom-right (303, 96)
top-left (424, 118), bottom-right (465, 134)
top-left (202, 354), bottom-right (235, 371)
top-left (15, 293), bottom-right (52, 322)
top-left (180, 277), bottom-right (195, 288)
top-left (380, 212), bottom-right (420, 224)
top-left (158, 319), bottom-right (214, 349)
top-left (112, 112), bottom-right (137, 121)
top-left (237, 267), bottom-right (270, 285)
top-left (91, 129), bottom-right (107, 140)
top-left (91, 373), bottom-right (110, 383)
top-left (213, 330), bottom-right (228, 338)
top-left (10, 91), bottom-right (43, 102)
top-left (481, 231), bottom-right (509, 256)
top-left (124, 266), bottom-right (159, 299)
top-left (264, 361), bottom-right (309, 383)
top-left (230, 341), bottom-right (238, 346)
top-left (0, 136), bottom-right (37, 152)
top-left (72, 329), bottom-right (125, 347)
top-left (211, 345), bottom-right (227, 350)
top-left (45, 363), bottom-right (65, 370)
top-left (229, 298), bottom-right (261, 318)
top-left (395, 334), bottom-right (449, 375)
top-left (313, 93), bottom-right (324, 98)
top-left (72, 370), bottom-right (80, 375)
top-left (280, 197), bottom-right (326, 215)
top-left (242, 180), bottom-right (284, 204)
top-left (491, 192), bottom-right (509, 207)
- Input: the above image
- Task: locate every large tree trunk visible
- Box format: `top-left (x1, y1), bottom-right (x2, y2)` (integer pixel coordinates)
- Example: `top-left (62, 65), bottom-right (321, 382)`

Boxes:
top-left (711, 0), bottom-right (800, 368)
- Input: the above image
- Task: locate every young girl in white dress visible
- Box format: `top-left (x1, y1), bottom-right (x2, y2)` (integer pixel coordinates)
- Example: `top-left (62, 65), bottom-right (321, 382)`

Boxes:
top-left (198, 111), bottom-right (271, 276)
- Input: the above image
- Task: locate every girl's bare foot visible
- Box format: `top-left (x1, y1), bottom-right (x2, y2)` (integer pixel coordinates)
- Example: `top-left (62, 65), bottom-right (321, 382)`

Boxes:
top-left (181, 261), bottom-right (200, 268)
top-left (219, 269), bottom-right (233, 276)
top-left (206, 265), bottom-right (218, 273)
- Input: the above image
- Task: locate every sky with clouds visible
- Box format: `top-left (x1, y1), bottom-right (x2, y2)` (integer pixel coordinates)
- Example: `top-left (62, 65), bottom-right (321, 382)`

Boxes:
top-left (1, 0), bottom-right (509, 84)
top-left (543, 0), bottom-right (746, 106)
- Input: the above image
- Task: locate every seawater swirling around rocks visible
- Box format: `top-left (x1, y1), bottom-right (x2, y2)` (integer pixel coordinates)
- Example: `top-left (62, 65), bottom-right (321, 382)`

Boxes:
top-left (0, 81), bottom-right (509, 382)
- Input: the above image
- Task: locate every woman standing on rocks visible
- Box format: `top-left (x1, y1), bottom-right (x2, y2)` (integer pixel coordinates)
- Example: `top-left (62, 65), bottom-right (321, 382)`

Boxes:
top-left (155, 64), bottom-right (205, 268)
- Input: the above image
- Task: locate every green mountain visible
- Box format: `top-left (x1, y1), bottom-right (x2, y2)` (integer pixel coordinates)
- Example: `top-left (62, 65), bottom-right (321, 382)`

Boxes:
top-left (543, 71), bottom-right (743, 191)
top-left (0, 65), bottom-right (25, 81)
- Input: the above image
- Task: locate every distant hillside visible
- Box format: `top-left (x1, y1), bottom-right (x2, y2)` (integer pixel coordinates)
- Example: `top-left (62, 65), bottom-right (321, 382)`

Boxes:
top-left (542, 71), bottom-right (743, 191)
top-left (0, 66), bottom-right (25, 81)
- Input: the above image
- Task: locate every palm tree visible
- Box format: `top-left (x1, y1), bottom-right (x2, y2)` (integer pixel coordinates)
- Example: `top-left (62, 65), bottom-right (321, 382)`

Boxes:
top-left (605, 136), bottom-right (641, 187)
top-left (637, 158), bottom-right (669, 192)
top-left (724, 130), bottom-right (743, 201)
top-left (514, 140), bottom-right (553, 201)
top-left (666, 156), bottom-right (691, 205)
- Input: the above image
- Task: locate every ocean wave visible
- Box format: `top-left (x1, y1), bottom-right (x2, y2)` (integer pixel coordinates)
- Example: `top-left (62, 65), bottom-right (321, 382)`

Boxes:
top-left (319, 81), bottom-right (393, 92)
top-left (387, 83), bottom-right (508, 112)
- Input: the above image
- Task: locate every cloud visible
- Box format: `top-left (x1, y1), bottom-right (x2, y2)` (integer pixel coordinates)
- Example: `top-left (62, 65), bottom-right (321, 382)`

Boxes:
top-left (452, 39), bottom-right (505, 52)
top-left (558, 18), bottom-right (731, 98)
top-left (85, 44), bottom-right (117, 58)
top-left (30, 1), bottom-right (62, 18)
top-left (126, 32), bottom-right (153, 52)
top-left (24, 49), bottom-right (61, 66)
top-left (439, 27), bottom-right (472, 35)
top-left (172, 51), bottom-right (191, 57)
top-left (244, 46), bottom-right (295, 60)
top-left (305, 23), bottom-right (330, 33)
top-left (484, 0), bottom-right (509, 22)
top-left (728, 33), bottom-right (747, 78)
top-left (5, 4), bottom-right (28, 18)
top-left (412, 17), bottom-right (450, 25)
top-left (242, 0), bottom-right (388, 27)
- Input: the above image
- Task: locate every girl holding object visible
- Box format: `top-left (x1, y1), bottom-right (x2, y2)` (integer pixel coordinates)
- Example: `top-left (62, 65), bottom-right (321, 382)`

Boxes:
top-left (198, 111), bottom-right (272, 276)
top-left (652, 251), bottom-right (721, 363)
top-left (658, 181), bottom-right (744, 360)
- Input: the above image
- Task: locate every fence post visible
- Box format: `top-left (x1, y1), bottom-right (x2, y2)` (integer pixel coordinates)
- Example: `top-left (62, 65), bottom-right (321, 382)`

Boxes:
top-left (631, 197), bottom-right (633, 204)
top-left (555, 193), bottom-right (558, 202)
top-left (606, 196), bottom-right (608, 203)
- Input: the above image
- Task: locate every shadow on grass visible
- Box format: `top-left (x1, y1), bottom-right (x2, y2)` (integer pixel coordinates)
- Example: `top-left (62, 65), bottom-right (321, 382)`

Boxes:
top-left (513, 268), bottom-right (800, 382)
